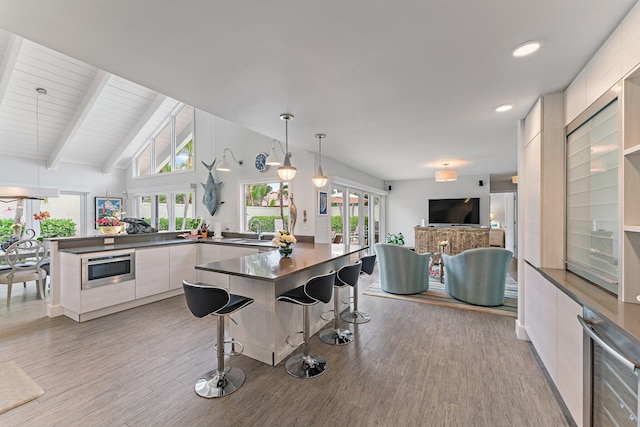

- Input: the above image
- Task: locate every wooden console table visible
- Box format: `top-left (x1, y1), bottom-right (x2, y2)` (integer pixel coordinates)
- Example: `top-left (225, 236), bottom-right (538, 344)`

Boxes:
top-left (414, 226), bottom-right (489, 255)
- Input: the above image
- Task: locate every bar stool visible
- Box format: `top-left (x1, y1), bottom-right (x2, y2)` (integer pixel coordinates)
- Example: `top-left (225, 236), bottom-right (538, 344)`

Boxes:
top-left (277, 270), bottom-right (336, 378)
top-left (182, 280), bottom-right (254, 398)
top-left (320, 260), bottom-right (361, 345)
top-left (341, 254), bottom-right (376, 324)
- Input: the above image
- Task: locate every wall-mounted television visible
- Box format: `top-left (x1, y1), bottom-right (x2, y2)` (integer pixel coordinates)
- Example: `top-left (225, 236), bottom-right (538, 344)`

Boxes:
top-left (428, 198), bottom-right (480, 225)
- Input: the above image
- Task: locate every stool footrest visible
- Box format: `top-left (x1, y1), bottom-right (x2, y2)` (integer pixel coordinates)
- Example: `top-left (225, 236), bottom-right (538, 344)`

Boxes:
top-left (213, 338), bottom-right (245, 356)
top-left (285, 330), bottom-right (304, 348)
top-left (320, 309), bottom-right (335, 322)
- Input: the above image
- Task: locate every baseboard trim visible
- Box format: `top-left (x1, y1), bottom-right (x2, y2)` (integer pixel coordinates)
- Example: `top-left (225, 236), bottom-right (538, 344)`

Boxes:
top-left (515, 318), bottom-right (530, 341)
top-left (47, 304), bottom-right (64, 318)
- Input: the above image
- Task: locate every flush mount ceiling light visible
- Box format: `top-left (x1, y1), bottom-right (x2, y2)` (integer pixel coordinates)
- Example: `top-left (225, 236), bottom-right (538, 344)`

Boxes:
top-left (495, 104), bottom-right (513, 113)
top-left (216, 148), bottom-right (243, 172)
top-left (312, 133), bottom-right (329, 188)
top-left (277, 113), bottom-right (297, 181)
top-left (435, 163), bottom-right (458, 182)
top-left (512, 40), bottom-right (541, 57)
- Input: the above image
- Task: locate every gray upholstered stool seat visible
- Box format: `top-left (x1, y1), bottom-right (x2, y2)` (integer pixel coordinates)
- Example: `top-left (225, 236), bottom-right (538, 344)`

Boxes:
top-left (341, 254), bottom-right (375, 324)
top-left (320, 260), bottom-right (361, 345)
top-left (183, 280), bottom-right (254, 398)
top-left (277, 270), bottom-right (336, 378)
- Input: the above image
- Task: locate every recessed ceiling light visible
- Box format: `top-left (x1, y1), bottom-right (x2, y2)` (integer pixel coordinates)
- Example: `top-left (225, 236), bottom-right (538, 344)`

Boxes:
top-left (495, 104), bottom-right (513, 113)
top-left (512, 40), bottom-right (541, 57)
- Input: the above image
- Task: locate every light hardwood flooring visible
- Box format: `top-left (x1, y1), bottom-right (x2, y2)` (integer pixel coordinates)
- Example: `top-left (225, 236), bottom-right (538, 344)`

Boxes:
top-left (0, 269), bottom-right (570, 426)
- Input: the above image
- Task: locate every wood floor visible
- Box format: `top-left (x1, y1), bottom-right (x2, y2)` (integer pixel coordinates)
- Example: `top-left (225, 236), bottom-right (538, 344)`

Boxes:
top-left (0, 269), bottom-right (570, 427)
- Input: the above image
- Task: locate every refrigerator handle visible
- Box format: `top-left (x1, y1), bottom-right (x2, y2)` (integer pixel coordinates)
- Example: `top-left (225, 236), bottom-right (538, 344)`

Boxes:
top-left (578, 315), bottom-right (638, 373)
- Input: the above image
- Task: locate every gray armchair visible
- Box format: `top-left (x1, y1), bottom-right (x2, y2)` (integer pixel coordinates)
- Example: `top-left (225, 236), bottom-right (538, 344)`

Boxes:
top-left (374, 243), bottom-right (431, 295)
top-left (442, 247), bottom-right (513, 306)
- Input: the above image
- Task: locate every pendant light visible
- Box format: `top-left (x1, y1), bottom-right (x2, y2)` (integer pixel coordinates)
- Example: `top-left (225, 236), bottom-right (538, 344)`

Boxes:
top-left (277, 113), bottom-right (297, 181)
top-left (435, 163), bottom-right (458, 182)
top-left (0, 87), bottom-right (59, 200)
top-left (312, 133), bottom-right (328, 188)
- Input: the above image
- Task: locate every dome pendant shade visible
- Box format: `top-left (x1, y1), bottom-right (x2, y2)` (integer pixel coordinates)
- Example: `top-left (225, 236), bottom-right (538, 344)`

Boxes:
top-left (312, 165), bottom-right (328, 188)
top-left (312, 133), bottom-right (328, 188)
top-left (277, 154), bottom-right (297, 180)
top-left (277, 113), bottom-right (296, 180)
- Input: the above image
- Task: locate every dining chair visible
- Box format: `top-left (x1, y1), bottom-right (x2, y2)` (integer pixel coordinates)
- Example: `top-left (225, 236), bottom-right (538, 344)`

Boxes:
top-left (0, 238), bottom-right (47, 305)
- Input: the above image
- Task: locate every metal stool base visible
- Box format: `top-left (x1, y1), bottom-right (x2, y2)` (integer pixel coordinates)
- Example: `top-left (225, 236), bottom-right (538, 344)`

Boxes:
top-left (285, 353), bottom-right (328, 378)
top-left (195, 367), bottom-right (246, 398)
top-left (341, 310), bottom-right (371, 324)
top-left (319, 327), bottom-right (354, 345)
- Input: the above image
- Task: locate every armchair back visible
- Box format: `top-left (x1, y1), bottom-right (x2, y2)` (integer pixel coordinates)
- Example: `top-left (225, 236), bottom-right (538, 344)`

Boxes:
top-left (374, 243), bottom-right (431, 295)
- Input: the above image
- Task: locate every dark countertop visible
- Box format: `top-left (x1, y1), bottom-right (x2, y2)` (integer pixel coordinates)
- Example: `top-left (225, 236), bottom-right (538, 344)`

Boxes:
top-left (539, 266), bottom-right (640, 343)
top-left (58, 237), bottom-right (278, 255)
top-left (196, 243), bottom-right (366, 282)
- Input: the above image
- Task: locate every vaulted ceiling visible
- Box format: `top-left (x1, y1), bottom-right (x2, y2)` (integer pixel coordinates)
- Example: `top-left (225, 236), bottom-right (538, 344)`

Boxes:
top-left (0, 1), bottom-right (637, 181)
top-left (0, 28), bottom-right (181, 174)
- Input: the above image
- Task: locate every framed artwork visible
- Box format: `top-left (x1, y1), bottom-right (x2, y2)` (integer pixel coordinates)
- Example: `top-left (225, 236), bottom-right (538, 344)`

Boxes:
top-left (318, 191), bottom-right (328, 216)
top-left (95, 197), bottom-right (122, 228)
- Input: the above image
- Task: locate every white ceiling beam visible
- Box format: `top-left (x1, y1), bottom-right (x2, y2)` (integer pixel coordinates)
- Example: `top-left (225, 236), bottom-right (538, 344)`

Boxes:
top-left (47, 69), bottom-right (111, 170)
top-left (102, 93), bottom-right (168, 174)
top-left (0, 35), bottom-right (23, 108)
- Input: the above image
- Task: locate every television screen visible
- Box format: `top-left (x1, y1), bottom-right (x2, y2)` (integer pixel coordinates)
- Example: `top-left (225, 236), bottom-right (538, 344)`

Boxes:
top-left (428, 198), bottom-right (480, 225)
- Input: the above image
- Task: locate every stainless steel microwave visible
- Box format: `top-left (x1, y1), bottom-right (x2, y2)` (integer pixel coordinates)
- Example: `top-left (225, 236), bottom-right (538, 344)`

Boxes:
top-left (81, 250), bottom-right (135, 289)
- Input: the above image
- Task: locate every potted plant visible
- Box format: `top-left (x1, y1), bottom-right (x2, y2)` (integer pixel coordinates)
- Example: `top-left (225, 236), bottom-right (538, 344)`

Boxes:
top-left (96, 217), bottom-right (123, 235)
top-left (386, 232), bottom-right (405, 245)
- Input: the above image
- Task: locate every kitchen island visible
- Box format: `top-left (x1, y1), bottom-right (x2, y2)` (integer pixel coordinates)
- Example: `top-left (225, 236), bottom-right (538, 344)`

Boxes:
top-left (196, 242), bottom-right (366, 366)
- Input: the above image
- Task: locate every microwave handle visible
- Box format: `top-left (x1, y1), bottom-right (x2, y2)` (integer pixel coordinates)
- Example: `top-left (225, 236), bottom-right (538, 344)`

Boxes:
top-left (578, 315), bottom-right (638, 373)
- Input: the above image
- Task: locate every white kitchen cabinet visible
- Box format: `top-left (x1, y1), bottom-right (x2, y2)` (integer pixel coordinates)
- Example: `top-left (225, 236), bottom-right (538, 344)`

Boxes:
top-left (169, 244), bottom-right (197, 290)
top-left (135, 246), bottom-right (170, 299)
top-left (524, 264), bottom-right (584, 426)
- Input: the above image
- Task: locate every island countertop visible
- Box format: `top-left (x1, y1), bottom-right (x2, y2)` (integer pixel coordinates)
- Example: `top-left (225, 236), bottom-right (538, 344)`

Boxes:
top-left (195, 242), bottom-right (366, 282)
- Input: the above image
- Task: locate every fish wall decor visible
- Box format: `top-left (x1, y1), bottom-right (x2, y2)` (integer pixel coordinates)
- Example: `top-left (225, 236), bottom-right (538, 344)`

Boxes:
top-left (201, 159), bottom-right (224, 216)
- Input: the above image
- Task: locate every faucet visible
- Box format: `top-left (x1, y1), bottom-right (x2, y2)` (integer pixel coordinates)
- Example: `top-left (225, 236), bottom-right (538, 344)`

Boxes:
top-left (249, 218), bottom-right (263, 240)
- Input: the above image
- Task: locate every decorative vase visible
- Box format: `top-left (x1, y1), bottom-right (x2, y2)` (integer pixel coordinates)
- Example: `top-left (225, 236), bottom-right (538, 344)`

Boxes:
top-left (279, 245), bottom-right (293, 258)
top-left (99, 226), bottom-right (121, 235)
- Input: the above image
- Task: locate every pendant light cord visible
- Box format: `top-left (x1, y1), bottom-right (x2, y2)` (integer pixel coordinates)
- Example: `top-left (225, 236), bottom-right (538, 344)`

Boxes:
top-left (36, 89), bottom-right (43, 189)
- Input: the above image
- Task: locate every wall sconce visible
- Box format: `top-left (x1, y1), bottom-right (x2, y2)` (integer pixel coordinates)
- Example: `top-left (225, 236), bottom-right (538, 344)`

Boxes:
top-left (511, 175), bottom-right (518, 184)
top-left (277, 113), bottom-right (297, 181)
top-left (266, 139), bottom-right (286, 166)
top-left (216, 148), bottom-right (243, 171)
top-left (312, 133), bottom-right (329, 188)
top-left (435, 163), bottom-right (458, 182)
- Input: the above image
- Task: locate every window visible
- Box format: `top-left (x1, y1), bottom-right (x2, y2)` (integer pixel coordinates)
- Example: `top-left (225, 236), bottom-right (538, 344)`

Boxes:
top-left (566, 99), bottom-right (619, 294)
top-left (242, 181), bottom-right (290, 234)
top-left (135, 104), bottom-right (194, 177)
top-left (135, 190), bottom-right (197, 231)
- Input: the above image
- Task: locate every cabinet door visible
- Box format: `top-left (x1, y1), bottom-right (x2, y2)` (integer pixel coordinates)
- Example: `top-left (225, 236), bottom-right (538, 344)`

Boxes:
top-left (556, 291), bottom-right (583, 426)
top-left (136, 247), bottom-right (170, 298)
top-left (524, 264), bottom-right (558, 382)
top-left (82, 280), bottom-right (136, 312)
top-left (169, 244), bottom-right (197, 290)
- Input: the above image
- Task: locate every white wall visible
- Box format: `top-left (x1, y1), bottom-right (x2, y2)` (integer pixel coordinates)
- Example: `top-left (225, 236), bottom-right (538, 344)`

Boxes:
top-left (0, 154), bottom-right (126, 235)
top-left (126, 109), bottom-right (384, 240)
top-left (386, 174), bottom-right (491, 247)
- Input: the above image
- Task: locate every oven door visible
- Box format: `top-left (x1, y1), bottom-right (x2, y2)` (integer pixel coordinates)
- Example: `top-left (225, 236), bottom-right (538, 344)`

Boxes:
top-left (81, 250), bottom-right (135, 289)
top-left (579, 309), bottom-right (640, 426)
